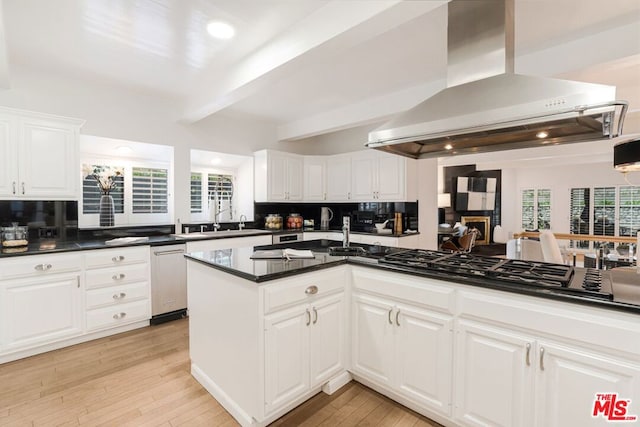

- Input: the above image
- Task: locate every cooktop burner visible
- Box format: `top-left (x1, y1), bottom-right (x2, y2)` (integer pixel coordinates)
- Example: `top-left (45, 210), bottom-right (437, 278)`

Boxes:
top-left (380, 249), bottom-right (613, 300)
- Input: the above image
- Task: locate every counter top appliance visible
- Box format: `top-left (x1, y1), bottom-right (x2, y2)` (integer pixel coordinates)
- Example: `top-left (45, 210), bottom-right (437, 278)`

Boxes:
top-left (379, 249), bottom-right (614, 301)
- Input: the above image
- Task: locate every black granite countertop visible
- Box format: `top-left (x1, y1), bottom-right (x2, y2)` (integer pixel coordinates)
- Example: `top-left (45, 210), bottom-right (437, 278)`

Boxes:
top-left (184, 240), bottom-right (640, 315)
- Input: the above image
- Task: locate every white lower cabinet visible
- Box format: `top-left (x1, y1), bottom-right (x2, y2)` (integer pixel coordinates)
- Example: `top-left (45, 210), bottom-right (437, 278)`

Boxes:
top-left (264, 292), bottom-right (345, 415)
top-left (454, 320), bottom-right (534, 427)
top-left (1, 273), bottom-right (82, 352)
top-left (351, 268), bottom-right (455, 418)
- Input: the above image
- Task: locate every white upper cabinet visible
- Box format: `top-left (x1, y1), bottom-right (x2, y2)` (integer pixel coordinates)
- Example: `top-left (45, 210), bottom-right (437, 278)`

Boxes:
top-left (351, 150), bottom-right (414, 202)
top-left (254, 150), bottom-right (303, 202)
top-left (326, 153), bottom-right (352, 201)
top-left (303, 156), bottom-right (326, 201)
top-left (0, 107), bottom-right (84, 200)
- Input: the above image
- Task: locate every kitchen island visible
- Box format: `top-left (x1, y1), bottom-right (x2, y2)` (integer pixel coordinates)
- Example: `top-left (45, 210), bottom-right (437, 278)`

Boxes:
top-left (185, 241), bottom-right (640, 427)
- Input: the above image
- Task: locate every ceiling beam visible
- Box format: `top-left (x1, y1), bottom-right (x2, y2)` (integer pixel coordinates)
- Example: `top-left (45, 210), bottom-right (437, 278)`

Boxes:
top-left (181, 0), bottom-right (447, 123)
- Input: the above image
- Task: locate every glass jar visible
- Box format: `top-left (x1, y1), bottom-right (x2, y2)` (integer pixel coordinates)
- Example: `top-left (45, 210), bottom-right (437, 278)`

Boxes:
top-left (287, 213), bottom-right (303, 229)
top-left (265, 214), bottom-right (283, 230)
top-left (1, 223), bottom-right (28, 248)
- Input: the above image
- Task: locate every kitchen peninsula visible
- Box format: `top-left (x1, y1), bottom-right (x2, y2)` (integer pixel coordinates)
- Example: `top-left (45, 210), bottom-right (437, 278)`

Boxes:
top-left (185, 241), bottom-right (640, 427)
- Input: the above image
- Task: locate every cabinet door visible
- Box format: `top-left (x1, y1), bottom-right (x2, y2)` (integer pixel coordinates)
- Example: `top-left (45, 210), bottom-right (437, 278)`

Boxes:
top-left (534, 341), bottom-right (640, 427)
top-left (264, 305), bottom-right (310, 414)
top-left (351, 153), bottom-right (376, 200)
top-left (0, 115), bottom-right (17, 197)
top-left (395, 303), bottom-right (454, 417)
top-left (2, 275), bottom-right (82, 351)
top-left (326, 154), bottom-right (351, 201)
top-left (286, 156), bottom-right (303, 201)
top-left (304, 157), bottom-right (326, 201)
top-left (377, 153), bottom-right (405, 201)
top-left (310, 294), bottom-right (344, 387)
top-left (351, 294), bottom-right (394, 385)
top-left (18, 117), bottom-right (78, 199)
top-left (455, 320), bottom-right (534, 427)
top-left (268, 153), bottom-right (289, 201)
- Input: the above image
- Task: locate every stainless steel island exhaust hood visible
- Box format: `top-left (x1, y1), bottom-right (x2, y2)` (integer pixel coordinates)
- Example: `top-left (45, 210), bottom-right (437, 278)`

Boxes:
top-left (366, 0), bottom-right (628, 159)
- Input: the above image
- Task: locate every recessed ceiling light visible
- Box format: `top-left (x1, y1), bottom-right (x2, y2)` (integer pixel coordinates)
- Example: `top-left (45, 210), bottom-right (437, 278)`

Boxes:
top-left (207, 21), bottom-right (235, 40)
top-left (444, 144), bottom-right (453, 150)
top-left (536, 131), bottom-right (549, 139)
top-left (116, 146), bottom-right (133, 154)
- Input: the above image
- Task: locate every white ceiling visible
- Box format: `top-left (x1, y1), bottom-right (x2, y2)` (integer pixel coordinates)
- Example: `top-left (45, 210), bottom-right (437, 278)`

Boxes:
top-left (2, 0), bottom-right (640, 141)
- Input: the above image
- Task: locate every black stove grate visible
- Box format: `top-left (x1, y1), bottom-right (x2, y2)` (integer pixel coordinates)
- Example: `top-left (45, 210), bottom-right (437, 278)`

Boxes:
top-left (488, 259), bottom-right (574, 287)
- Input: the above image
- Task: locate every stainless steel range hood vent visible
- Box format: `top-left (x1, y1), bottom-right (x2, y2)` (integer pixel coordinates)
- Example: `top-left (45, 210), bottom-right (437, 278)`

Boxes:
top-left (366, 0), bottom-right (628, 159)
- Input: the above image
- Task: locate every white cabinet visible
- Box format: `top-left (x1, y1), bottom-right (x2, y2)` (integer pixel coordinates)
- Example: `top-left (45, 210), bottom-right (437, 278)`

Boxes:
top-left (534, 341), bottom-right (640, 427)
top-left (326, 153), bottom-right (352, 201)
top-left (255, 150), bottom-right (303, 202)
top-left (349, 233), bottom-right (419, 248)
top-left (0, 253), bottom-right (83, 353)
top-left (264, 292), bottom-right (344, 414)
top-left (454, 320), bottom-right (533, 427)
top-left (0, 107), bottom-right (84, 199)
top-left (304, 156), bottom-right (327, 201)
top-left (351, 151), bottom-right (411, 201)
top-left (454, 290), bottom-right (640, 427)
top-left (84, 246), bottom-right (151, 332)
top-left (351, 268), bottom-right (455, 417)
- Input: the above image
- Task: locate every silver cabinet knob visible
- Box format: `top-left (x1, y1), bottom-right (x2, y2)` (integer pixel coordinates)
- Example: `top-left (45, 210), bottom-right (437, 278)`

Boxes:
top-left (112, 273), bottom-right (126, 281)
top-left (113, 312), bottom-right (127, 320)
top-left (34, 263), bottom-right (52, 271)
top-left (112, 256), bottom-right (125, 262)
top-left (112, 293), bottom-right (126, 300)
top-left (305, 285), bottom-right (318, 295)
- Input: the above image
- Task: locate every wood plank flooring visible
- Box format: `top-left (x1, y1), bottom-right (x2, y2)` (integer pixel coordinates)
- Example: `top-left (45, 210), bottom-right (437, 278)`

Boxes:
top-left (0, 318), bottom-right (443, 426)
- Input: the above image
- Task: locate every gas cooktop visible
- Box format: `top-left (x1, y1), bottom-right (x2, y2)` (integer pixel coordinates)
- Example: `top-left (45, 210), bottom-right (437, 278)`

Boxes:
top-left (379, 250), bottom-right (613, 300)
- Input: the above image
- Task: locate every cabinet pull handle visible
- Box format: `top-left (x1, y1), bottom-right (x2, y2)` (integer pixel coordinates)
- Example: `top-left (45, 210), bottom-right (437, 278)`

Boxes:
top-left (388, 309), bottom-right (393, 325)
top-left (395, 310), bottom-right (401, 326)
top-left (539, 347), bottom-right (545, 371)
top-left (112, 256), bottom-right (125, 262)
top-left (525, 343), bottom-right (531, 366)
top-left (305, 309), bottom-right (311, 326)
top-left (34, 263), bottom-right (52, 271)
top-left (112, 273), bottom-right (126, 280)
top-left (305, 285), bottom-right (318, 295)
top-left (113, 312), bottom-right (127, 320)
top-left (21, 182), bottom-right (25, 195)
top-left (112, 292), bottom-right (126, 300)
top-left (12, 181), bottom-right (16, 194)
top-left (312, 307), bottom-right (318, 324)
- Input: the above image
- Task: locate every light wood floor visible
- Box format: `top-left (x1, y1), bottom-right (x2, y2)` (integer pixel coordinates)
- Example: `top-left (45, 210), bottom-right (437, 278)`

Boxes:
top-left (0, 318), bottom-right (443, 426)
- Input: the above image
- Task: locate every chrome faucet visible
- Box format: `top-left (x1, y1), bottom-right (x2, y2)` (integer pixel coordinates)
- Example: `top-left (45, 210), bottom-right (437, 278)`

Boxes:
top-left (239, 214), bottom-right (247, 230)
top-left (342, 216), bottom-right (350, 248)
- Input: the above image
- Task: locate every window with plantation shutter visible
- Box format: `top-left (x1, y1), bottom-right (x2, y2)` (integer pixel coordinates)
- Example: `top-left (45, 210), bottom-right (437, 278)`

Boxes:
top-left (82, 165), bottom-right (124, 214)
top-left (522, 189), bottom-right (535, 229)
top-left (521, 189), bottom-right (550, 230)
top-left (190, 172), bottom-right (202, 213)
top-left (619, 186), bottom-right (640, 237)
top-left (132, 167), bottom-right (168, 214)
top-left (593, 187), bottom-right (615, 237)
top-left (569, 188), bottom-right (590, 248)
top-left (207, 174), bottom-right (233, 220)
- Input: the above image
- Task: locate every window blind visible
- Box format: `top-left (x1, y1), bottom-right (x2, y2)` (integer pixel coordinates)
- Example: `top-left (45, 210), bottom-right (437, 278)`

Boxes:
top-left (190, 172), bottom-right (202, 213)
top-left (569, 188), bottom-right (590, 249)
top-left (619, 186), bottom-right (640, 237)
top-left (536, 189), bottom-right (551, 230)
top-left (522, 189), bottom-right (535, 229)
top-left (132, 167), bottom-right (168, 214)
top-left (208, 174), bottom-right (234, 221)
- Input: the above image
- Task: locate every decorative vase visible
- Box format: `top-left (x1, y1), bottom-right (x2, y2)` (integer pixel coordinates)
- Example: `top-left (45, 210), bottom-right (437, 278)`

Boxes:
top-left (99, 194), bottom-right (115, 227)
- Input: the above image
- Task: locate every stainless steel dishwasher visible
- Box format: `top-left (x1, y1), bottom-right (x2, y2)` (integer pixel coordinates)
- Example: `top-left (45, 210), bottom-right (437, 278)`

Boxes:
top-left (150, 244), bottom-right (188, 324)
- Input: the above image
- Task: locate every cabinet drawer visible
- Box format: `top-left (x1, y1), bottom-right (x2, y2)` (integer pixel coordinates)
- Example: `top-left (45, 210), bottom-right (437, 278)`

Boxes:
top-left (85, 263), bottom-right (148, 289)
top-left (263, 268), bottom-right (345, 314)
top-left (0, 253), bottom-right (81, 279)
top-left (86, 299), bottom-right (150, 331)
top-left (86, 282), bottom-right (149, 309)
top-left (84, 246), bottom-right (149, 269)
